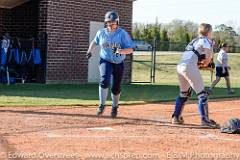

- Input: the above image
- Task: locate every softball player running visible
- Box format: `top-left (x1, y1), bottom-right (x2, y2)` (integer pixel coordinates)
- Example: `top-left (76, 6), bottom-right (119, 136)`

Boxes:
top-left (208, 43), bottom-right (234, 94)
top-left (171, 23), bottom-right (219, 128)
top-left (86, 11), bottom-right (134, 118)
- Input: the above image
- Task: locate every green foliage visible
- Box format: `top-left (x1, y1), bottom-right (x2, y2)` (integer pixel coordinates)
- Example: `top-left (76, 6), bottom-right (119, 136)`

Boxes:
top-left (161, 29), bottom-right (169, 41)
top-left (213, 24), bottom-right (239, 52)
top-left (185, 32), bottom-right (190, 43)
top-left (158, 29), bottom-right (169, 51)
top-left (132, 20), bottom-right (240, 52)
top-left (1, 52), bottom-right (239, 106)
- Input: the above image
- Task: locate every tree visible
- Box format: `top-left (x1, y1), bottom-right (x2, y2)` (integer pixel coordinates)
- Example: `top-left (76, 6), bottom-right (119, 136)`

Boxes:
top-left (160, 29), bottom-right (169, 51)
top-left (213, 24), bottom-right (237, 49)
top-left (132, 23), bottom-right (145, 40)
top-left (131, 20), bottom-right (240, 52)
top-left (141, 25), bottom-right (152, 43)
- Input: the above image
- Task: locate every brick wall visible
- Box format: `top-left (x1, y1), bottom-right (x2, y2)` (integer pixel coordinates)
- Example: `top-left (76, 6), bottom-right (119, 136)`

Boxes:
top-left (45, 0), bottom-right (133, 83)
top-left (38, 0), bottom-right (48, 33)
top-left (1, 0), bottom-right (133, 84)
top-left (0, 8), bottom-right (11, 36)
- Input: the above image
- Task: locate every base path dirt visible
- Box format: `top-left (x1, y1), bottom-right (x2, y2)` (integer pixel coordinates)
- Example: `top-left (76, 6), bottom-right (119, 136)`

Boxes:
top-left (0, 99), bottom-right (240, 160)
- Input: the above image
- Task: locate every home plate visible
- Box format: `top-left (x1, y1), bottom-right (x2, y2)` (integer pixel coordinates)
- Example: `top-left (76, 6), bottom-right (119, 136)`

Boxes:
top-left (199, 133), bottom-right (240, 142)
top-left (87, 127), bottom-right (115, 131)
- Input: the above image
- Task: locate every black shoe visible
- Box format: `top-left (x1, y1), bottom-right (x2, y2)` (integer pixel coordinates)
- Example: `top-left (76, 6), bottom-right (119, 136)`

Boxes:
top-left (96, 105), bottom-right (105, 117)
top-left (111, 106), bottom-right (118, 118)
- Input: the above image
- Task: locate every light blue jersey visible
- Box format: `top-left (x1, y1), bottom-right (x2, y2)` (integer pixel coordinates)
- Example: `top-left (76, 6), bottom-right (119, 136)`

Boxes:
top-left (94, 27), bottom-right (134, 64)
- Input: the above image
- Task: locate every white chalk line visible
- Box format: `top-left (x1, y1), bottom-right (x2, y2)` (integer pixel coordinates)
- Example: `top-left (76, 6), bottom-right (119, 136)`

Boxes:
top-left (86, 127), bottom-right (116, 131)
top-left (44, 133), bottom-right (240, 143)
top-left (197, 131), bottom-right (240, 142)
top-left (41, 129), bottom-right (240, 143)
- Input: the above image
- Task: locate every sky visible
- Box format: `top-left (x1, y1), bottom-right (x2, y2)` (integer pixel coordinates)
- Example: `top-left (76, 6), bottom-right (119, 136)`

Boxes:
top-left (133, 0), bottom-right (240, 30)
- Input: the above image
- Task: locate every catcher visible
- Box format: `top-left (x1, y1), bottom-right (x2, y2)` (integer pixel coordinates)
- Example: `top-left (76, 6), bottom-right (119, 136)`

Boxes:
top-left (208, 43), bottom-right (234, 95)
top-left (171, 23), bottom-right (219, 128)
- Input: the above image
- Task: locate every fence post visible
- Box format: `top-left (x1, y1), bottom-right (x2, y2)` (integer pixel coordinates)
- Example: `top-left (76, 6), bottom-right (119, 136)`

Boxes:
top-left (150, 42), bottom-right (153, 83)
top-left (151, 38), bottom-right (156, 83)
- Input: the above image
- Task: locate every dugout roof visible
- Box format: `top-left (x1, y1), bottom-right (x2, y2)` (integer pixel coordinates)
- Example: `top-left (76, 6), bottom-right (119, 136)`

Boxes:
top-left (0, 0), bottom-right (31, 9)
top-left (0, 0), bottom-right (136, 9)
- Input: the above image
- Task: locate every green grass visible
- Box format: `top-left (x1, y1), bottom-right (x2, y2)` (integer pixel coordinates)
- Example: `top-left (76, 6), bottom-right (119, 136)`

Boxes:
top-left (0, 51), bottom-right (239, 106)
top-left (132, 52), bottom-right (240, 87)
top-left (0, 83), bottom-right (239, 106)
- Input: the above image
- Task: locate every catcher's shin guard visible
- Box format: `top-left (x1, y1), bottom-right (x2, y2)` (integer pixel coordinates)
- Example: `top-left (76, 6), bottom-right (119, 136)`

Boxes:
top-left (198, 95), bottom-right (209, 121)
top-left (172, 96), bottom-right (188, 118)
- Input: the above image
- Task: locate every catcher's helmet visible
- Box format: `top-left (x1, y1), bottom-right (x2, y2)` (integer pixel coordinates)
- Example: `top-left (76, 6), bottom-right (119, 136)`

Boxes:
top-left (104, 11), bottom-right (119, 23)
top-left (221, 118), bottom-right (240, 134)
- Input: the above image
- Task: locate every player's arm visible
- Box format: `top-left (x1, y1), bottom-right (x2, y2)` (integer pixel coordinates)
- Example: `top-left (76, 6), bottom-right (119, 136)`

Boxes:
top-left (116, 48), bottom-right (133, 55)
top-left (87, 30), bottom-right (101, 59)
top-left (117, 30), bottom-right (134, 55)
top-left (221, 55), bottom-right (228, 72)
top-left (87, 40), bottom-right (97, 53)
top-left (86, 40), bottom-right (97, 59)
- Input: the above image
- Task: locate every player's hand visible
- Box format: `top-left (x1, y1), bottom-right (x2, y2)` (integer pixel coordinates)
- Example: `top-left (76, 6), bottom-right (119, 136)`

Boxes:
top-left (227, 66), bottom-right (231, 70)
top-left (112, 48), bottom-right (121, 57)
top-left (112, 47), bottom-right (118, 54)
top-left (86, 52), bottom-right (92, 59)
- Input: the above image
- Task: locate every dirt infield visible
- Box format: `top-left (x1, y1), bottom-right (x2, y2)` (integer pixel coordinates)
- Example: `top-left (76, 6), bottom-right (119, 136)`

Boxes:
top-left (0, 99), bottom-right (240, 160)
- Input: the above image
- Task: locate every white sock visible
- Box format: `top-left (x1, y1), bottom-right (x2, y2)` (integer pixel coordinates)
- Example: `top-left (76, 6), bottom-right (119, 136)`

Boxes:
top-left (111, 93), bottom-right (120, 107)
top-left (99, 86), bottom-right (108, 106)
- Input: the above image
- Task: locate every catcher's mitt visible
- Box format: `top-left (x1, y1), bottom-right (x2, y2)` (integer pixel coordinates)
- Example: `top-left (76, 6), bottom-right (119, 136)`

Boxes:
top-left (198, 60), bottom-right (215, 70)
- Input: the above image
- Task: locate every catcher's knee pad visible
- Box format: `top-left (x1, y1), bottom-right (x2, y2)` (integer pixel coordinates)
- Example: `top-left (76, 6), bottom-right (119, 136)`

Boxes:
top-left (197, 90), bottom-right (207, 98)
top-left (172, 96), bottom-right (188, 118)
top-left (180, 88), bottom-right (192, 98)
top-left (198, 94), bottom-right (209, 120)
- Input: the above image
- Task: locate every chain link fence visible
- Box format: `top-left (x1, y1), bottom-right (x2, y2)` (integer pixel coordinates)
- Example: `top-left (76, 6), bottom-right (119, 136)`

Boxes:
top-left (132, 40), bottom-right (240, 86)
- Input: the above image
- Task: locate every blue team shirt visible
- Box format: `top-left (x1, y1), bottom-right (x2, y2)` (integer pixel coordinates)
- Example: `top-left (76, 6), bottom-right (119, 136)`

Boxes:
top-left (94, 27), bottom-right (135, 64)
